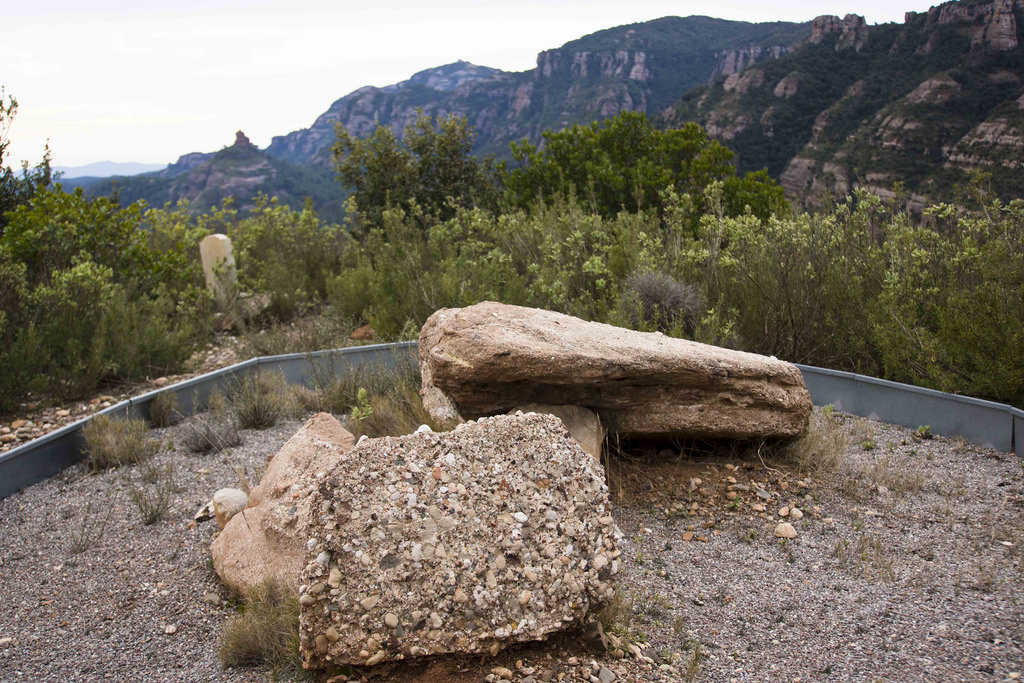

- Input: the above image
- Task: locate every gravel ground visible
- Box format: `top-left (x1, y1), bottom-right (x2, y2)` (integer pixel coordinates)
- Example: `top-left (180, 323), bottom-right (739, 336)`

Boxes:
top-left (0, 409), bottom-right (1021, 683)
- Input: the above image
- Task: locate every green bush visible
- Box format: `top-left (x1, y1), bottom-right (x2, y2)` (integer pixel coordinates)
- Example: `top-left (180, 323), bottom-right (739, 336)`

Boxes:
top-left (229, 196), bottom-right (347, 320)
top-left (870, 196), bottom-right (1024, 404)
top-left (681, 189), bottom-right (885, 369)
top-left (0, 188), bottom-right (213, 410)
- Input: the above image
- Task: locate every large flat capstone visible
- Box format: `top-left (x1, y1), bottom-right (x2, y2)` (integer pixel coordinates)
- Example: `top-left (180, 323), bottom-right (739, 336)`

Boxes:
top-left (298, 412), bottom-right (620, 669)
top-left (420, 302), bottom-right (812, 440)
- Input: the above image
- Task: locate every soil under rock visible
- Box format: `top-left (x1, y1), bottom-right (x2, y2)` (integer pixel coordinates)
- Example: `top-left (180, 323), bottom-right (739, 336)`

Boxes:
top-left (0, 410), bottom-right (1021, 682)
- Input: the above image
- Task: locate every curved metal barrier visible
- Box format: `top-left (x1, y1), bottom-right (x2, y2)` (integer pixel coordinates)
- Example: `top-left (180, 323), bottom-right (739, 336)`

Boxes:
top-left (0, 341), bottom-right (1018, 500)
top-left (0, 342), bottom-right (416, 500)
top-left (795, 364), bottom-right (1019, 453)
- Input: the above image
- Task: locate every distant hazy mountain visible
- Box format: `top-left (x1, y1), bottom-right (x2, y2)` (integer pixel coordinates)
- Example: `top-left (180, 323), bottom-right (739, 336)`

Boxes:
top-left (55, 161), bottom-right (166, 179)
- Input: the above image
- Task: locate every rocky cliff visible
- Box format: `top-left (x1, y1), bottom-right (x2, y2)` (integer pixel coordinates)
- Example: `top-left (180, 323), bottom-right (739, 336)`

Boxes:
top-left (662, 0), bottom-right (1024, 207)
top-left (265, 16), bottom-right (808, 167)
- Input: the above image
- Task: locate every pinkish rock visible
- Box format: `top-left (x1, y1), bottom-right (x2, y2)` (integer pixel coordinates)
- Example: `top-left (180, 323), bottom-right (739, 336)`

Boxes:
top-left (211, 413), bottom-right (356, 593)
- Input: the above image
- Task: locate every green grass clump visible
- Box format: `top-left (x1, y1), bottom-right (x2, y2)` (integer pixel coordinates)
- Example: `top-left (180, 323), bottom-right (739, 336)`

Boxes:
top-left (82, 414), bottom-right (158, 470)
top-left (219, 579), bottom-right (307, 678)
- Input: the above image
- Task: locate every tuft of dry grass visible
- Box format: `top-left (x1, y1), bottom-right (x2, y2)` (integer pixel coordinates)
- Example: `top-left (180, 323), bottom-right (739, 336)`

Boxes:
top-left (183, 390), bottom-right (241, 454)
top-left (82, 414), bottom-right (158, 470)
top-left (863, 455), bottom-right (928, 494)
top-left (309, 353), bottom-right (452, 438)
top-left (67, 501), bottom-right (114, 554)
top-left (597, 587), bottom-right (650, 650)
top-left (148, 390), bottom-right (179, 428)
top-left (219, 579), bottom-right (307, 678)
top-left (781, 405), bottom-right (848, 474)
top-left (349, 382), bottom-right (446, 439)
top-left (834, 533), bottom-right (897, 582)
top-left (230, 371), bottom-right (296, 430)
top-left (239, 314), bottom-right (358, 358)
top-left (126, 462), bottom-right (176, 525)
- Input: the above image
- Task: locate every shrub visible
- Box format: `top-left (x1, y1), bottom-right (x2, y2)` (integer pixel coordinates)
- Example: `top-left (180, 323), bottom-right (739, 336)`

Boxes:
top-left (229, 197), bottom-right (347, 320)
top-left (619, 271), bottom-right (703, 336)
top-left (230, 371), bottom-right (295, 430)
top-left (219, 579), bottom-right (306, 678)
top-left (683, 193), bottom-right (883, 369)
top-left (82, 414), bottom-right (158, 470)
top-left (0, 188), bottom-right (213, 409)
top-left (148, 390), bottom-right (179, 428)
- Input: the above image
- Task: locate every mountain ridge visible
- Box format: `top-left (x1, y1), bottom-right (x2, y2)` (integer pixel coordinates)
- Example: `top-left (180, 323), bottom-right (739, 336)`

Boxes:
top-left (660, 0), bottom-right (1024, 206)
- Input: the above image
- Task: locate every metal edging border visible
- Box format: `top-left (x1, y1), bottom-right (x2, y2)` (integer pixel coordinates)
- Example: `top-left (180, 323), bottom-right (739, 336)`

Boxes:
top-left (1012, 408), bottom-right (1023, 458)
top-left (0, 343), bottom-right (417, 500)
top-left (795, 364), bottom-right (1015, 453)
top-left (2, 343), bottom-right (1020, 501)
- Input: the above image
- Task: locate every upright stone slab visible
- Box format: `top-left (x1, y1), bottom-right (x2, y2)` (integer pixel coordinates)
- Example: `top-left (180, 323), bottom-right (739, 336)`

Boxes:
top-left (420, 302), bottom-right (812, 441)
top-left (298, 413), bottom-right (620, 669)
top-left (211, 413), bottom-right (356, 594)
top-left (199, 234), bottom-right (237, 309)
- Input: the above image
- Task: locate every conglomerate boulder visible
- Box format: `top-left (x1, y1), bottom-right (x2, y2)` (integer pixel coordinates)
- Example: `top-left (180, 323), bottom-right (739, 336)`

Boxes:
top-left (419, 302), bottom-right (812, 441)
top-left (298, 412), bottom-right (620, 669)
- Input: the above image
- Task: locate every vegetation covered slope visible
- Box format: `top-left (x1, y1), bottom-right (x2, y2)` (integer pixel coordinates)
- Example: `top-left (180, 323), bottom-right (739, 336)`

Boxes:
top-left (660, 0), bottom-right (1024, 206)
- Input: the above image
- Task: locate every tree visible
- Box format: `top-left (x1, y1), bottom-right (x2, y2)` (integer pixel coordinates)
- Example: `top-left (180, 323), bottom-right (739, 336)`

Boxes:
top-left (0, 88), bottom-right (54, 233)
top-left (503, 111), bottom-right (786, 222)
top-left (333, 112), bottom-right (498, 229)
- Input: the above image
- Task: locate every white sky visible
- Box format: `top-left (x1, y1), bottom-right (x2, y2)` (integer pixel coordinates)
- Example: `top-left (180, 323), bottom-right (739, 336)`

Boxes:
top-left (4, 0), bottom-right (940, 167)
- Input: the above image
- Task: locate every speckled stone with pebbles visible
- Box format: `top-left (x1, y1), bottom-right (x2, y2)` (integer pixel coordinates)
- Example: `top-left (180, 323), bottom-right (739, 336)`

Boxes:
top-left (297, 412), bottom-right (621, 669)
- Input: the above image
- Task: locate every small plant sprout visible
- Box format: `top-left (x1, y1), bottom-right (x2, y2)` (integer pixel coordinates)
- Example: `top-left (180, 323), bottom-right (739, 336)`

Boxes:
top-left (350, 387), bottom-right (373, 422)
